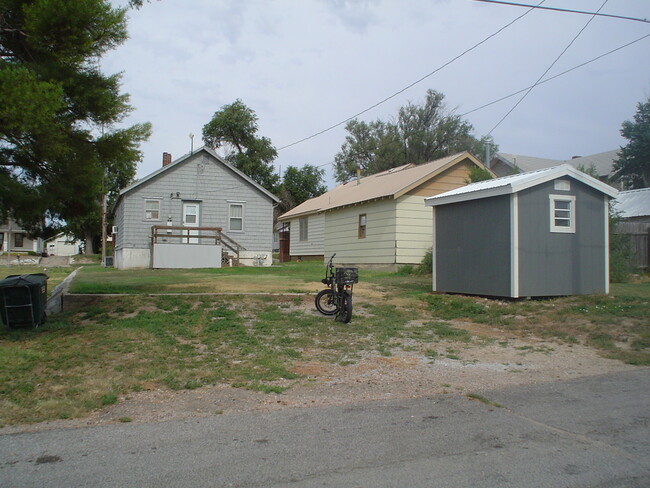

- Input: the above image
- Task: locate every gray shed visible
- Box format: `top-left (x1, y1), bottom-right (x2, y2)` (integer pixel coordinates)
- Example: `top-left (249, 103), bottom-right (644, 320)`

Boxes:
top-left (424, 164), bottom-right (618, 298)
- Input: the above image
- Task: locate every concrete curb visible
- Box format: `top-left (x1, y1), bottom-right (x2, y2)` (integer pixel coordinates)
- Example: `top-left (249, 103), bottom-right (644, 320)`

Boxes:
top-left (46, 268), bottom-right (81, 315)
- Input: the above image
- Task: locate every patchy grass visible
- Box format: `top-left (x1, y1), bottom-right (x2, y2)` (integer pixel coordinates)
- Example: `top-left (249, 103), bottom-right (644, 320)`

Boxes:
top-left (0, 266), bottom-right (79, 297)
top-left (0, 262), bottom-right (647, 426)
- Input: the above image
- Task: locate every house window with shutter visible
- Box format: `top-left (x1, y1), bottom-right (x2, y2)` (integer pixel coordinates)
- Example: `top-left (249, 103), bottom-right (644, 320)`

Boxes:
top-left (229, 203), bottom-right (244, 231)
top-left (358, 214), bottom-right (367, 239)
top-left (144, 199), bottom-right (161, 221)
top-left (549, 194), bottom-right (576, 233)
top-left (299, 217), bottom-right (308, 241)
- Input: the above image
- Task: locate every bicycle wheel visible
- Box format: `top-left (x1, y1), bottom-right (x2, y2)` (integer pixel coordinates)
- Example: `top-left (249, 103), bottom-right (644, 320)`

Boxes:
top-left (315, 289), bottom-right (339, 315)
top-left (337, 293), bottom-right (352, 323)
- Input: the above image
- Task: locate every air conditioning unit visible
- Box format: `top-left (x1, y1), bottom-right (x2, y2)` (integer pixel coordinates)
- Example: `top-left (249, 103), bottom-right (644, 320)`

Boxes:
top-left (112, 226), bottom-right (118, 234)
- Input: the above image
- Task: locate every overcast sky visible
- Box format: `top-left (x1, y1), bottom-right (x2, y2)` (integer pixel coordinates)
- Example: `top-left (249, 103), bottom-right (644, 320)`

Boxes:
top-left (103, 0), bottom-right (650, 188)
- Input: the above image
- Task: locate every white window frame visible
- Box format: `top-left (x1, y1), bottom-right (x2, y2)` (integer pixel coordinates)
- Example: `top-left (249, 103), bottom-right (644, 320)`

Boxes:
top-left (144, 199), bottom-right (161, 221)
top-left (299, 217), bottom-right (308, 242)
top-left (229, 203), bottom-right (244, 232)
top-left (549, 194), bottom-right (576, 233)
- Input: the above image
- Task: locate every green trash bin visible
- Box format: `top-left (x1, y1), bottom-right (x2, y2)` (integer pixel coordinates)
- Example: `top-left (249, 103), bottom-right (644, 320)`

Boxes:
top-left (0, 273), bottom-right (48, 328)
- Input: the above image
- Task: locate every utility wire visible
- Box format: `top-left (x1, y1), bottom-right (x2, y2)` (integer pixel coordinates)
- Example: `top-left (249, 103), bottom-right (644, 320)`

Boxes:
top-left (310, 31), bottom-right (649, 171)
top-left (462, 33), bottom-right (650, 117)
top-left (485, 0), bottom-right (608, 137)
top-left (276, 0), bottom-right (545, 152)
top-left (474, 0), bottom-right (650, 24)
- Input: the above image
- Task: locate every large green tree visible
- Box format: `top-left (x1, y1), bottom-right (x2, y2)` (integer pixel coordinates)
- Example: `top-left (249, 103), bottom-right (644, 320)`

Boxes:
top-left (613, 97), bottom-right (650, 189)
top-left (202, 100), bottom-right (279, 192)
top-left (277, 164), bottom-right (327, 214)
top-left (0, 0), bottom-right (151, 250)
top-left (334, 89), bottom-right (496, 182)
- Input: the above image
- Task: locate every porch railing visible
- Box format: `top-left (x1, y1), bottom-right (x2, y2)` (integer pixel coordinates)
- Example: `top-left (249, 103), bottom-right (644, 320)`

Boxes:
top-left (151, 225), bottom-right (246, 264)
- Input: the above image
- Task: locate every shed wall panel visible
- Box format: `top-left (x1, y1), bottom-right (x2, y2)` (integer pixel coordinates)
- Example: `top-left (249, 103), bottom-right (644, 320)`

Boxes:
top-left (435, 195), bottom-right (511, 296)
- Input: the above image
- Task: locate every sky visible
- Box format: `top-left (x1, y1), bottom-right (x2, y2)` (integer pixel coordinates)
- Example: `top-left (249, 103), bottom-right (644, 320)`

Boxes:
top-left (103, 0), bottom-right (650, 189)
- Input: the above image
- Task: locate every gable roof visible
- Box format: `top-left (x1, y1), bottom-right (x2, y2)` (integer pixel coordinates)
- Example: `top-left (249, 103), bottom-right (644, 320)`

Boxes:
top-left (425, 164), bottom-right (618, 207)
top-left (115, 146), bottom-right (280, 205)
top-left (279, 152), bottom-right (484, 220)
top-left (612, 188), bottom-right (650, 218)
top-left (494, 150), bottom-right (618, 177)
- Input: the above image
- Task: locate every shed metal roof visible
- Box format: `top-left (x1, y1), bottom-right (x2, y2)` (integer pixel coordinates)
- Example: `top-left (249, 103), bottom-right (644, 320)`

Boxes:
top-left (279, 152), bottom-right (483, 220)
top-left (612, 188), bottom-right (650, 218)
top-left (425, 164), bottom-right (618, 207)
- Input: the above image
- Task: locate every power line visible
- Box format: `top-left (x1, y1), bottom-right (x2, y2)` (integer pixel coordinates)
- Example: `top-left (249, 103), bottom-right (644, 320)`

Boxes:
top-left (310, 31), bottom-right (649, 172)
top-left (485, 0), bottom-right (608, 137)
top-left (461, 33), bottom-right (650, 117)
top-left (276, 0), bottom-right (546, 152)
top-left (474, 0), bottom-right (650, 24)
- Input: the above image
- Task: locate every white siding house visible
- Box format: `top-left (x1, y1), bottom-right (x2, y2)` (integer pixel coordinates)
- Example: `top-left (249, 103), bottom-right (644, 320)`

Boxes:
top-left (112, 147), bottom-right (280, 269)
top-left (0, 218), bottom-right (44, 254)
top-left (279, 152), bottom-right (488, 268)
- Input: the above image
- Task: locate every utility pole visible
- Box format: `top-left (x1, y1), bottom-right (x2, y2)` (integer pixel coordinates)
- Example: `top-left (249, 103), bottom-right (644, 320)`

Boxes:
top-left (101, 193), bottom-right (107, 266)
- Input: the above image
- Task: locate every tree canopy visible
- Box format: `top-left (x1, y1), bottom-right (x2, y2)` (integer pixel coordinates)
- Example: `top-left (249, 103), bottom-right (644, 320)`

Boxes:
top-left (202, 100), bottom-right (279, 192)
top-left (0, 0), bottom-right (151, 246)
top-left (613, 97), bottom-right (650, 189)
top-left (277, 164), bottom-right (327, 215)
top-left (333, 89), bottom-right (496, 182)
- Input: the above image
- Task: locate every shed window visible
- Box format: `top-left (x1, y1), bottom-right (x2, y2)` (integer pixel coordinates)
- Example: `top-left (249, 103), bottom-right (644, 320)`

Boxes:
top-left (358, 214), bottom-right (367, 239)
top-left (15, 233), bottom-right (25, 248)
top-left (144, 199), bottom-right (161, 220)
top-left (299, 217), bottom-right (308, 241)
top-left (229, 203), bottom-right (244, 231)
top-left (549, 194), bottom-right (576, 233)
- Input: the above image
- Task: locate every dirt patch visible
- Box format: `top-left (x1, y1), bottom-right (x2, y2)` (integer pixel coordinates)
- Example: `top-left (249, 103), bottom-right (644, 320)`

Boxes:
top-left (4, 328), bottom-right (637, 434)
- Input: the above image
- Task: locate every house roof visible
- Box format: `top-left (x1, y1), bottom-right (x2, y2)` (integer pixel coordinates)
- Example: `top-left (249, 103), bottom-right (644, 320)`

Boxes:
top-left (425, 164), bottom-right (618, 207)
top-left (612, 188), bottom-right (650, 218)
top-left (278, 152), bottom-right (483, 220)
top-left (116, 146), bottom-right (280, 205)
top-left (494, 150), bottom-right (618, 177)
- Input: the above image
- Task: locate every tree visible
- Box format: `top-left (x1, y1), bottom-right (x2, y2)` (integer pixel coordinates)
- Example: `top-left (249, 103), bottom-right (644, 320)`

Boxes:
top-left (613, 97), bottom-right (650, 189)
top-left (277, 164), bottom-right (327, 214)
top-left (202, 100), bottom-right (279, 192)
top-left (0, 0), bottom-right (151, 251)
top-left (334, 89), bottom-right (496, 182)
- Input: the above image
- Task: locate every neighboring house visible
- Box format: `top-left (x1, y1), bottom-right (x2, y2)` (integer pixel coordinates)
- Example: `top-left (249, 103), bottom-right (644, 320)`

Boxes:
top-left (278, 152), bottom-right (488, 268)
top-left (425, 164), bottom-right (618, 298)
top-left (45, 233), bottom-right (83, 257)
top-left (490, 150), bottom-right (618, 183)
top-left (612, 187), bottom-right (650, 270)
top-left (0, 218), bottom-right (44, 254)
top-left (112, 147), bottom-right (280, 270)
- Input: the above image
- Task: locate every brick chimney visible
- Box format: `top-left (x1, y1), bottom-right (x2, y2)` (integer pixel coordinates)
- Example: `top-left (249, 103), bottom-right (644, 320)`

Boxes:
top-left (162, 152), bottom-right (172, 167)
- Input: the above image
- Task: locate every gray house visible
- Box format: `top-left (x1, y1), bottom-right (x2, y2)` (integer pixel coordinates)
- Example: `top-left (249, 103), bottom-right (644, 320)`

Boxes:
top-left (113, 147), bottom-right (280, 269)
top-left (425, 164), bottom-right (618, 298)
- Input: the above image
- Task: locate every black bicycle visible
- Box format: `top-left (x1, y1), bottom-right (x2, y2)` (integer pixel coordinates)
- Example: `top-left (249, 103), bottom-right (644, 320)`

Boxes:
top-left (315, 253), bottom-right (358, 323)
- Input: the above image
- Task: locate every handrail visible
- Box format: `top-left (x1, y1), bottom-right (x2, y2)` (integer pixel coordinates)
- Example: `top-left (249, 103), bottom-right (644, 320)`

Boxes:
top-left (150, 225), bottom-right (247, 259)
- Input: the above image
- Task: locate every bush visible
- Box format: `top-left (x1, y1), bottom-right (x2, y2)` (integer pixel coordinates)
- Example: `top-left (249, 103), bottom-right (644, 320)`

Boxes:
top-left (416, 248), bottom-right (433, 275)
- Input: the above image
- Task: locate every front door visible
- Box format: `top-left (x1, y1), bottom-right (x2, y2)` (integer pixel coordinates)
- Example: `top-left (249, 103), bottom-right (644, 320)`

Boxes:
top-left (182, 202), bottom-right (201, 244)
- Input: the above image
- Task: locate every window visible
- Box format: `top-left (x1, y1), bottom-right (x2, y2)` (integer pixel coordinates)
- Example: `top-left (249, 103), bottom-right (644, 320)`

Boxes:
top-left (299, 217), bottom-right (308, 241)
top-left (15, 233), bottom-right (24, 248)
top-left (0, 232), bottom-right (3, 250)
top-left (144, 199), bottom-right (161, 220)
top-left (229, 203), bottom-right (243, 231)
top-left (549, 194), bottom-right (576, 233)
top-left (358, 214), bottom-right (367, 239)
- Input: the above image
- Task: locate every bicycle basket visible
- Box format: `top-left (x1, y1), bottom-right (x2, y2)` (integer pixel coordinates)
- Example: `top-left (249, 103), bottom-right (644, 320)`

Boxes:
top-left (335, 267), bottom-right (358, 284)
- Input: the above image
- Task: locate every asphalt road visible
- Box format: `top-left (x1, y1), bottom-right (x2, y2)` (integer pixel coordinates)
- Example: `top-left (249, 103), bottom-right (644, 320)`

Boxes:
top-left (1, 369), bottom-right (649, 487)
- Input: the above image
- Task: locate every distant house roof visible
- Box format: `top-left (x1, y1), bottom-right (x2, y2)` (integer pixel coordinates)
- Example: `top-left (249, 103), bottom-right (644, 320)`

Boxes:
top-left (494, 150), bottom-right (618, 177)
top-left (279, 152), bottom-right (484, 220)
top-left (425, 164), bottom-right (618, 207)
top-left (612, 188), bottom-right (650, 218)
top-left (115, 146), bottom-right (280, 206)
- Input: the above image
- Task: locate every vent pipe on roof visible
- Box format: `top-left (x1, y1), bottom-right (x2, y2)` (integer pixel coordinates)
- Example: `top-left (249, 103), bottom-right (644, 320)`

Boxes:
top-left (356, 167), bottom-right (361, 185)
top-left (162, 152), bottom-right (172, 167)
top-left (484, 136), bottom-right (492, 169)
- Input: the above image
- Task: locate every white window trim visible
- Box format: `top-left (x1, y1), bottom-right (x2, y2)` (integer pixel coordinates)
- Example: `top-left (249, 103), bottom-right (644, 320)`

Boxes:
top-left (549, 194), bottom-right (576, 233)
top-left (228, 202), bottom-right (244, 232)
top-left (144, 198), bottom-right (162, 221)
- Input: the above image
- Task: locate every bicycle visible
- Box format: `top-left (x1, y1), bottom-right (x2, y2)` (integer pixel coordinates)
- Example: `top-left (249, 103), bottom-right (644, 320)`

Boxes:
top-left (314, 253), bottom-right (358, 323)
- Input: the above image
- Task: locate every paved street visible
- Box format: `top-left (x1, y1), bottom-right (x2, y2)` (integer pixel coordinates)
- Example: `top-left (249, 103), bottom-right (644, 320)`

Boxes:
top-left (1, 369), bottom-right (649, 487)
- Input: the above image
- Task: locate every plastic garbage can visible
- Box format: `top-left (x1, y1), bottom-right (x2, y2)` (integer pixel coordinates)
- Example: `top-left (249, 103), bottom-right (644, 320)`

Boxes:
top-left (0, 273), bottom-right (48, 328)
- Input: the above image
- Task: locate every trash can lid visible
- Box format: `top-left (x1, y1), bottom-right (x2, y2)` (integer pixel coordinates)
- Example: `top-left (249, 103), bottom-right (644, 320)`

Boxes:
top-left (0, 273), bottom-right (48, 287)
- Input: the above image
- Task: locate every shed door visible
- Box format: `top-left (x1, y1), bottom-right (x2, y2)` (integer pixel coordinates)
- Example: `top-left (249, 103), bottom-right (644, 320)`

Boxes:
top-left (182, 202), bottom-right (201, 244)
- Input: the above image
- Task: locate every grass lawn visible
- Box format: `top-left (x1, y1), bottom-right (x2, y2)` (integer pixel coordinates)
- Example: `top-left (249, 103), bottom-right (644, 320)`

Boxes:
top-left (0, 266), bottom-right (80, 297)
top-left (0, 263), bottom-right (648, 426)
